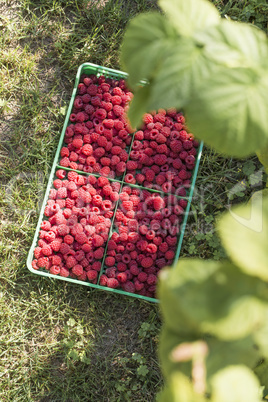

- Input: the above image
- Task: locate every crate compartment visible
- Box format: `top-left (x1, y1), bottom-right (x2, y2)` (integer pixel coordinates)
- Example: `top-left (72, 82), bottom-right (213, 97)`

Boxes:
top-left (31, 169), bottom-right (120, 284)
top-left (57, 71), bottom-right (135, 180)
top-left (99, 185), bottom-right (189, 299)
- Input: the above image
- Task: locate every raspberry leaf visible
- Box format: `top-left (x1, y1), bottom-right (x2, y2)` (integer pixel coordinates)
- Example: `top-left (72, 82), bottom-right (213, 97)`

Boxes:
top-left (257, 144), bottom-right (268, 177)
top-left (120, 12), bottom-right (177, 88)
top-left (186, 67), bottom-right (268, 157)
top-left (158, 259), bottom-right (266, 340)
top-left (210, 366), bottom-right (261, 402)
top-left (146, 38), bottom-right (213, 111)
top-left (159, 0), bottom-right (220, 37)
top-left (157, 372), bottom-right (206, 402)
top-left (127, 85), bottom-right (151, 128)
top-left (159, 325), bottom-right (261, 385)
top-left (217, 196), bottom-right (268, 281)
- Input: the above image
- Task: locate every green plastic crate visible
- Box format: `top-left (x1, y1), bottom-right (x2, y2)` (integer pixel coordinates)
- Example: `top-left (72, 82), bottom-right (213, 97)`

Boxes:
top-left (27, 62), bottom-right (203, 303)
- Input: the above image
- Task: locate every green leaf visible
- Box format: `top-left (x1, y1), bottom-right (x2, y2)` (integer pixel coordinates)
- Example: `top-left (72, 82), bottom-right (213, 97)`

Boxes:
top-left (253, 308), bottom-right (268, 358)
top-left (243, 160), bottom-right (256, 176)
top-left (200, 19), bottom-right (268, 71)
top-left (157, 372), bottom-right (206, 402)
top-left (120, 12), bottom-right (177, 88)
top-left (210, 366), bottom-right (262, 402)
top-left (186, 67), bottom-right (268, 157)
top-left (137, 365), bottom-right (149, 377)
top-left (207, 336), bottom-right (261, 379)
top-left (159, 326), bottom-right (193, 380)
top-left (257, 144), bottom-right (268, 176)
top-left (158, 259), bottom-right (267, 340)
top-left (218, 197), bottom-right (268, 281)
top-left (159, 0), bottom-right (220, 37)
top-left (147, 38), bottom-right (213, 111)
top-left (254, 360), bottom-right (268, 391)
top-left (127, 85), bottom-right (151, 128)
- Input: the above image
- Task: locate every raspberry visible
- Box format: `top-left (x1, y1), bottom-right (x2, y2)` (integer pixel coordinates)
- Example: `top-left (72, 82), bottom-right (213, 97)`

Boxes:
top-left (56, 169), bottom-right (66, 179)
top-left (37, 257), bottom-right (50, 269)
top-left (87, 270), bottom-right (98, 281)
top-left (142, 113), bottom-right (153, 124)
top-left (117, 272), bottom-right (127, 283)
top-left (124, 174), bottom-right (136, 184)
top-left (81, 144), bottom-right (93, 156)
top-left (122, 281), bottom-right (135, 293)
top-left (57, 187), bottom-right (67, 199)
top-left (60, 267), bottom-right (69, 277)
top-left (72, 264), bottom-right (83, 277)
top-left (107, 278), bottom-right (119, 288)
top-left (153, 196), bottom-right (165, 211)
top-left (42, 244), bottom-right (52, 256)
top-left (60, 243), bottom-right (70, 254)
top-left (72, 138), bottom-right (83, 148)
top-left (100, 274), bottom-right (108, 286)
top-left (105, 256), bottom-right (115, 266)
top-left (138, 272), bottom-right (147, 282)
top-left (178, 169), bottom-right (188, 180)
top-left (113, 105), bottom-right (124, 117)
top-left (44, 231), bottom-right (56, 242)
top-left (165, 250), bottom-right (175, 260)
top-left (145, 170), bottom-right (155, 182)
top-left (130, 265), bottom-right (140, 276)
top-left (66, 256), bottom-right (77, 268)
top-left (60, 157), bottom-right (70, 167)
top-left (75, 233), bottom-right (88, 244)
top-left (172, 158), bottom-right (183, 170)
top-left (111, 95), bottom-right (122, 105)
top-left (92, 235), bottom-right (104, 247)
top-left (50, 265), bottom-right (61, 275)
top-left (105, 267), bottom-right (117, 278)
top-left (141, 257), bottom-right (153, 268)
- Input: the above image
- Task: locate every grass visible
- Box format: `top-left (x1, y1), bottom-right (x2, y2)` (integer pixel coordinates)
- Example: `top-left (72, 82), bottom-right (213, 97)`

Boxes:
top-left (0, 0), bottom-right (267, 400)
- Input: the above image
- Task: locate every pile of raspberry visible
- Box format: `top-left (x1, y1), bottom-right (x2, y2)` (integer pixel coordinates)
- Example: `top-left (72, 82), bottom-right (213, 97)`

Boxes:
top-left (31, 170), bottom-right (119, 282)
top-left (99, 186), bottom-right (187, 298)
top-left (124, 110), bottom-right (199, 196)
top-left (59, 74), bottom-right (134, 178)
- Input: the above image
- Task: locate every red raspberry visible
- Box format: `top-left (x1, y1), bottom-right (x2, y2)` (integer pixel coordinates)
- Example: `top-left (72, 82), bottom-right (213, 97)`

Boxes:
top-left (136, 174), bottom-right (145, 184)
top-left (147, 274), bottom-right (157, 285)
top-left (56, 170), bottom-right (66, 179)
top-left (170, 140), bottom-right (183, 152)
top-left (105, 256), bottom-right (115, 267)
top-left (100, 274), bottom-right (108, 286)
top-left (105, 267), bottom-right (117, 278)
top-left (37, 257), bottom-right (50, 269)
top-left (81, 144), bottom-right (93, 156)
top-left (75, 233), bottom-right (88, 244)
top-left (145, 170), bottom-right (155, 182)
top-left (107, 278), bottom-right (119, 288)
top-left (165, 250), bottom-right (175, 260)
top-left (124, 174), bottom-right (136, 184)
top-left (72, 264), bottom-right (83, 277)
top-left (111, 95), bottom-right (122, 105)
top-left (72, 138), bottom-right (83, 148)
top-left (50, 265), bottom-right (61, 275)
top-left (138, 272), bottom-right (148, 282)
top-left (143, 113), bottom-right (153, 124)
top-left (60, 157), bottom-right (70, 167)
top-left (60, 147), bottom-right (69, 157)
top-left (122, 281), bottom-right (135, 293)
top-left (178, 169), bottom-right (188, 180)
top-left (141, 257), bottom-right (153, 268)
top-left (92, 235), bottom-right (104, 247)
top-left (60, 267), bottom-right (69, 277)
top-left (42, 244), bottom-right (52, 256)
top-left (117, 272), bottom-right (127, 283)
top-left (66, 256), bottom-right (77, 268)
top-left (87, 270), bottom-right (98, 281)
top-left (153, 196), bottom-right (165, 210)
top-left (44, 231), bottom-right (56, 242)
